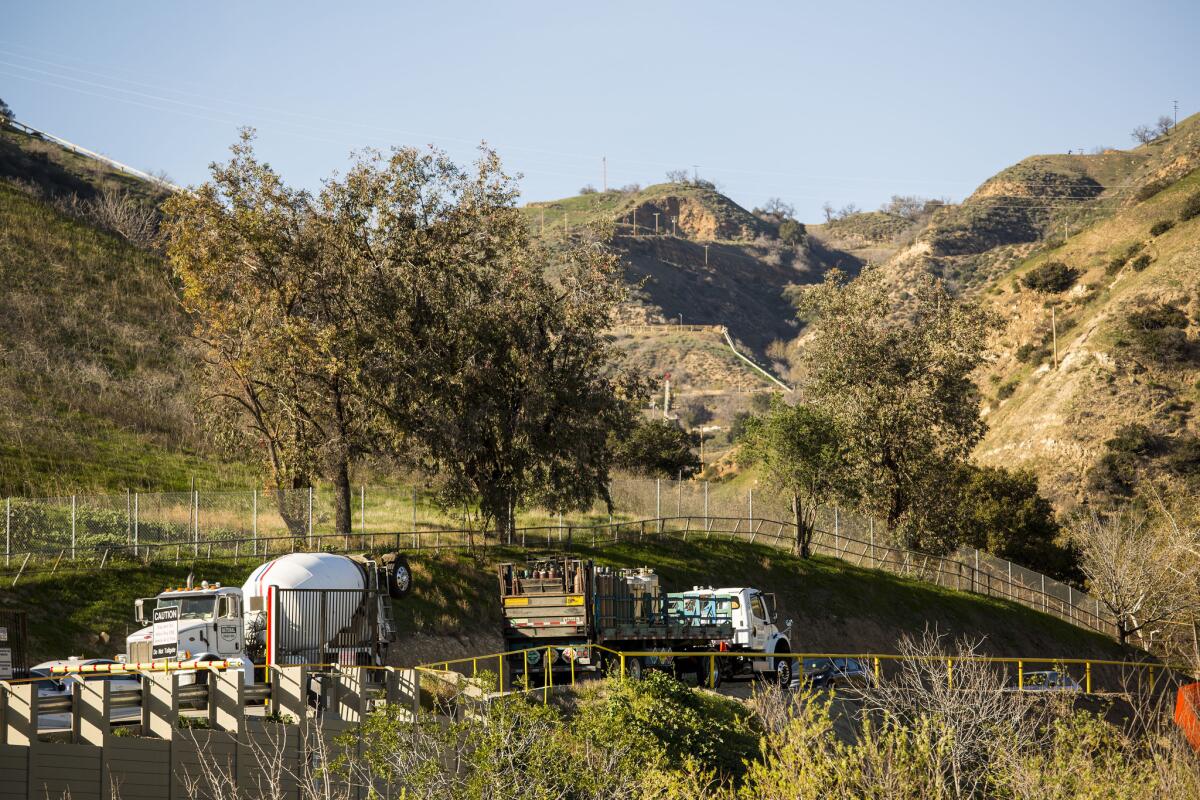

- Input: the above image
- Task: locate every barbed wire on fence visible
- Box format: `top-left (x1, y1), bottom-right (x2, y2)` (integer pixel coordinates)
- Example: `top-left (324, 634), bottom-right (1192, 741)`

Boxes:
top-left (1, 480), bottom-right (1114, 639)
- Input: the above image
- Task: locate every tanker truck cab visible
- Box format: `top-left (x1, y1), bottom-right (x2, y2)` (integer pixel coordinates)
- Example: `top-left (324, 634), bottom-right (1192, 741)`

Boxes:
top-left (129, 582), bottom-right (247, 682)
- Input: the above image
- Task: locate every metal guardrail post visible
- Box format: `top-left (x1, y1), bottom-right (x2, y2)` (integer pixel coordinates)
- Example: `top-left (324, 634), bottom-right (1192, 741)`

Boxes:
top-left (1085, 661), bottom-right (1092, 694)
top-left (133, 492), bottom-right (138, 557)
top-left (4, 497), bottom-right (9, 567)
top-left (307, 487), bottom-right (314, 545)
top-left (1017, 660), bottom-right (1023, 690)
top-left (71, 494), bottom-right (76, 560)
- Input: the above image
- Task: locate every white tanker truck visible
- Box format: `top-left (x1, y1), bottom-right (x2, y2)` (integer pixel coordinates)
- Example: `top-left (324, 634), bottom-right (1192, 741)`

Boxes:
top-left (124, 552), bottom-right (411, 682)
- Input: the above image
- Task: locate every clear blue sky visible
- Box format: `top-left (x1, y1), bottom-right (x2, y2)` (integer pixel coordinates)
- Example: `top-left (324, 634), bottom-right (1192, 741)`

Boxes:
top-left (5, 1), bottom-right (1198, 220)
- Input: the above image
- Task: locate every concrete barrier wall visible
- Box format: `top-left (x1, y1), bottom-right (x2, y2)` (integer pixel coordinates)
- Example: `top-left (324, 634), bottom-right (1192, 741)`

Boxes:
top-left (0, 666), bottom-right (420, 800)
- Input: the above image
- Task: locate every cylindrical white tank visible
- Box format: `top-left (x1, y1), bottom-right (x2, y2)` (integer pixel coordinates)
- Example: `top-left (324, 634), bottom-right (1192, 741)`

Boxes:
top-left (242, 553), bottom-right (367, 651)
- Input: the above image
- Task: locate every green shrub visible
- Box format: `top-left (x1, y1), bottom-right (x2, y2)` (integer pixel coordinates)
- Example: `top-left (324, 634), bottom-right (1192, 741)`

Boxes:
top-left (1180, 192), bottom-right (1200, 222)
top-left (1134, 178), bottom-right (1170, 201)
top-left (1105, 256), bottom-right (1126, 275)
top-left (1130, 253), bottom-right (1152, 271)
top-left (1020, 261), bottom-right (1080, 293)
top-left (1149, 219), bottom-right (1174, 236)
top-left (1127, 302), bottom-right (1188, 331)
top-left (778, 218), bottom-right (805, 245)
top-left (1015, 343), bottom-right (1047, 363)
top-left (996, 379), bottom-right (1019, 400)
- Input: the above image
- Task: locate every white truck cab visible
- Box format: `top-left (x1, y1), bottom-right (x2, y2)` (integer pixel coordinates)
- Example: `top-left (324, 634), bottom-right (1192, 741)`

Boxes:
top-left (673, 586), bottom-right (795, 685)
top-left (127, 581), bottom-right (247, 682)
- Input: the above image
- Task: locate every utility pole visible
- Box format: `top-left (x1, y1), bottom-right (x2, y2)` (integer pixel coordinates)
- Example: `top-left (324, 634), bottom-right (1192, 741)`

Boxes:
top-left (704, 244), bottom-right (709, 264)
top-left (671, 216), bottom-right (677, 236)
top-left (602, 155), bottom-right (607, 192)
top-left (1174, 100), bottom-right (1179, 131)
top-left (654, 212), bottom-right (660, 235)
top-left (1052, 305), bottom-right (1059, 370)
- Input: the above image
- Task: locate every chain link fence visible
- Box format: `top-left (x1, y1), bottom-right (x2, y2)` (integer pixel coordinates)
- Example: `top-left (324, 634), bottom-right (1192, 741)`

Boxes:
top-left (0, 480), bottom-right (1115, 638)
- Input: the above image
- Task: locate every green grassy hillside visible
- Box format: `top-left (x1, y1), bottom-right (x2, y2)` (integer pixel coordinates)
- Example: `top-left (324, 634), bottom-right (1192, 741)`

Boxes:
top-left (0, 537), bottom-right (1131, 667)
top-left (0, 178), bottom-right (246, 495)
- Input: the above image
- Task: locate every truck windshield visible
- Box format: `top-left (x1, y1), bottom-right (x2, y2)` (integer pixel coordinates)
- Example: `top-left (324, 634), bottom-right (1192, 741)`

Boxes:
top-left (158, 597), bottom-right (215, 621)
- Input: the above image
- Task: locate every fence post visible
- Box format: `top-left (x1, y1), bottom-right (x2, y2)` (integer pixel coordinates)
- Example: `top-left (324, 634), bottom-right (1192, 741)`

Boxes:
top-left (307, 486), bottom-right (314, 546)
top-left (704, 481), bottom-right (709, 530)
top-left (252, 488), bottom-right (258, 557)
top-left (677, 479), bottom-right (682, 517)
top-left (974, 550), bottom-right (979, 593)
top-left (193, 490), bottom-right (199, 557)
top-left (5, 497), bottom-right (9, 567)
top-left (71, 494), bottom-right (77, 560)
top-left (869, 518), bottom-right (875, 566)
top-left (126, 488), bottom-right (131, 545)
top-left (656, 479), bottom-right (661, 532)
top-left (412, 488), bottom-right (418, 533)
top-left (133, 492), bottom-right (139, 557)
top-left (749, 489), bottom-right (753, 528)
top-left (1041, 575), bottom-right (1047, 611)
top-left (361, 485), bottom-right (366, 538)
top-left (834, 506), bottom-right (839, 547)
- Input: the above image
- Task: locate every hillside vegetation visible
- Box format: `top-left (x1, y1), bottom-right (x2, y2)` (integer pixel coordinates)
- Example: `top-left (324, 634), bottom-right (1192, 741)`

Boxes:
top-left (0, 179), bottom-right (244, 495)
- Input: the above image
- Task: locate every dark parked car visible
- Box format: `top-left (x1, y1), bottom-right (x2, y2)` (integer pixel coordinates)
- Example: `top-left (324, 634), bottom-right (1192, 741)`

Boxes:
top-left (803, 657), bottom-right (873, 689)
top-left (1005, 670), bottom-right (1082, 693)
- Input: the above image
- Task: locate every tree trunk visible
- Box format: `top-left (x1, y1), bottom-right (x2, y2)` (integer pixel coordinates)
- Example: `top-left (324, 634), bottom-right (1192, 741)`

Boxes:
top-left (333, 460), bottom-right (352, 536)
top-left (793, 494), bottom-right (811, 558)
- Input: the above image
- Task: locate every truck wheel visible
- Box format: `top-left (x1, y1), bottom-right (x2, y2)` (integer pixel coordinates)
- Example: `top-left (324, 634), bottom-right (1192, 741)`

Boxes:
top-left (775, 656), bottom-right (795, 690)
top-left (388, 556), bottom-right (412, 599)
top-left (625, 656), bottom-right (643, 681)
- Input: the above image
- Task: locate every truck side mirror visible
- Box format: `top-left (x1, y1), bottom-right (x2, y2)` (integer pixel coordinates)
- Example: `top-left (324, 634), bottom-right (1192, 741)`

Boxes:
top-left (134, 599), bottom-right (146, 625)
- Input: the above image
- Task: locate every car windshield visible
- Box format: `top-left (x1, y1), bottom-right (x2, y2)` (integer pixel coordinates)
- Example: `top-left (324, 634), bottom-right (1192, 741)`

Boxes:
top-left (158, 596), bottom-right (215, 621)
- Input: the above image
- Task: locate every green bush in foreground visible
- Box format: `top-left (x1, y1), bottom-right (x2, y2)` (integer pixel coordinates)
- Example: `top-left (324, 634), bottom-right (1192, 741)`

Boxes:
top-left (317, 665), bottom-right (1199, 800)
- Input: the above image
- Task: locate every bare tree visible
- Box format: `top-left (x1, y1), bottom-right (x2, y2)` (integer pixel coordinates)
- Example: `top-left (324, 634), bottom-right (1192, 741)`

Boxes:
top-left (665, 169), bottom-right (690, 183)
top-left (821, 201), bottom-right (835, 222)
top-left (1131, 125), bottom-right (1156, 144)
top-left (1156, 115), bottom-right (1174, 137)
top-left (1070, 506), bottom-right (1198, 645)
top-left (0, 96), bottom-right (13, 123)
top-left (854, 630), bottom-right (1052, 798)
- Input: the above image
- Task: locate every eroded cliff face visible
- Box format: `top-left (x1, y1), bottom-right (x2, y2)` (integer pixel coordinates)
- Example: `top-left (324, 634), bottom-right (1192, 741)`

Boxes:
top-left (629, 194), bottom-right (760, 241)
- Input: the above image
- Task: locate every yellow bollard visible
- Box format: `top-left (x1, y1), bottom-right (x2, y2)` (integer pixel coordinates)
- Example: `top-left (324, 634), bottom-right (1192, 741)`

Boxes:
top-left (1018, 660), bottom-right (1023, 691)
top-left (472, 657), bottom-right (478, 678)
top-left (570, 651), bottom-right (576, 687)
top-left (1085, 661), bottom-right (1091, 694)
top-left (620, 653), bottom-right (626, 679)
top-left (545, 646), bottom-right (553, 705)
top-left (947, 659), bottom-right (953, 688)
top-left (874, 657), bottom-right (880, 682)
top-left (710, 654), bottom-right (716, 689)
top-left (523, 650), bottom-right (529, 693)
top-left (1149, 666), bottom-right (1156, 694)
top-left (499, 654), bottom-right (505, 693)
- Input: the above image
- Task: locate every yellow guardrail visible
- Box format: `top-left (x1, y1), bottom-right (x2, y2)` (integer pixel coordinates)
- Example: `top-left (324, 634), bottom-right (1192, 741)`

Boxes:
top-left (414, 643), bottom-right (1189, 699)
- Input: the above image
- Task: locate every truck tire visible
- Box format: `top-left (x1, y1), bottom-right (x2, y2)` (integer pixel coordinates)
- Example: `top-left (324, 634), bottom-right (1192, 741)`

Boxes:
top-left (775, 657), bottom-right (795, 689)
top-left (625, 656), bottom-right (643, 681)
top-left (388, 556), bottom-right (412, 599)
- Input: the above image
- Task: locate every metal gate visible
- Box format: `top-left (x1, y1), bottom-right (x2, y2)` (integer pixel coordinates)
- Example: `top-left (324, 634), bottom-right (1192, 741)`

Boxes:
top-left (0, 610), bottom-right (29, 679)
top-left (270, 588), bottom-right (382, 667)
